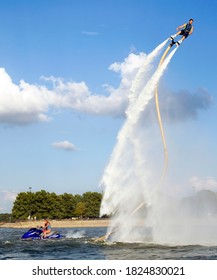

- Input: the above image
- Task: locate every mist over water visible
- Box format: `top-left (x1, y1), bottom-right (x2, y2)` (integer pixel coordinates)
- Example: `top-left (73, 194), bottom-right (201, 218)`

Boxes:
top-left (100, 40), bottom-right (217, 245)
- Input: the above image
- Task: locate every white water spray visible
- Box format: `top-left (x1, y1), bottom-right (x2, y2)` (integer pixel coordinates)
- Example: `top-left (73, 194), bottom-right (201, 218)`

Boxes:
top-left (100, 39), bottom-right (217, 245)
top-left (100, 40), bottom-right (178, 242)
top-left (128, 39), bottom-right (168, 105)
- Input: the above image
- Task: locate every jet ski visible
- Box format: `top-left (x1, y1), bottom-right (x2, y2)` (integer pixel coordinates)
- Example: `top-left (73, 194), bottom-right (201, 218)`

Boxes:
top-left (21, 227), bottom-right (65, 240)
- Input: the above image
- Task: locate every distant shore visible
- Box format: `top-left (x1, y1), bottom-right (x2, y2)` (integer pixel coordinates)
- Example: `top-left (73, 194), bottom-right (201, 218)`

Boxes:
top-left (0, 219), bottom-right (109, 229)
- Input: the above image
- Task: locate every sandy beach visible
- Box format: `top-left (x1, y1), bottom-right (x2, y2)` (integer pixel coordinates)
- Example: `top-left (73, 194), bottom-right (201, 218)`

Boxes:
top-left (0, 219), bottom-right (109, 228)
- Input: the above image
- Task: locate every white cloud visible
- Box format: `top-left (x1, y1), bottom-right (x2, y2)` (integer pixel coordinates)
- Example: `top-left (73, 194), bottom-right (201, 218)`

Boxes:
top-left (189, 176), bottom-right (217, 192)
top-left (0, 68), bottom-right (128, 124)
top-left (81, 31), bottom-right (99, 36)
top-left (159, 87), bottom-right (212, 123)
top-left (0, 51), bottom-right (212, 126)
top-left (0, 68), bottom-right (52, 124)
top-left (109, 52), bottom-right (147, 89)
top-left (52, 140), bottom-right (77, 151)
top-left (0, 190), bottom-right (17, 213)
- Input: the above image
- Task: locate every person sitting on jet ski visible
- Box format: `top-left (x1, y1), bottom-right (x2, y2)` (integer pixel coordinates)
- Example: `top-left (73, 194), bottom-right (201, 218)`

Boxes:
top-left (41, 219), bottom-right (52, 238)
top-left (170, 19), bottom-right (194, 45)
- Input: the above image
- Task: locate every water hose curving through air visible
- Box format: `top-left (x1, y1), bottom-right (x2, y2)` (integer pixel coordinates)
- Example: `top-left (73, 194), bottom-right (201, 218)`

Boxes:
top-left (154, 45), bottom-right (171, 182)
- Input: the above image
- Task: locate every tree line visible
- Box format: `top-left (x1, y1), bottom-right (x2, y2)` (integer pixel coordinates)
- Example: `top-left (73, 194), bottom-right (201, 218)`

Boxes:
top-left (11, 190), bottom-right (103, 220)
top-left (1, 189), bottom-right (217, 223)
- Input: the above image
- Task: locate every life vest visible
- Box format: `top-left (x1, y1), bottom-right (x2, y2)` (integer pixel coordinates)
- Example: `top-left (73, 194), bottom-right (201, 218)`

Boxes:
top-left (184, 23), bottom-right (192, 32)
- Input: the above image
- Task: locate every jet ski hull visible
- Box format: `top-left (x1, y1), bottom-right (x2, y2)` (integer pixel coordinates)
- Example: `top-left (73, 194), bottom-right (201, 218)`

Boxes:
top-left (21, 228), bottom-right (65, 240)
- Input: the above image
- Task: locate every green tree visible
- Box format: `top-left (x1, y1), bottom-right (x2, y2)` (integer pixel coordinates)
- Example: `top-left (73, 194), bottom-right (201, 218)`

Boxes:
top-left (49, 192), bottom-right (65, 219)
top-left (0, 213), bottom-right (12, 222)
top-left (82, 192), bottom-right (102, 218)
top-left (11, 190), bottom-right (102, 220)
top-left (12, 192), bottom-right (33, 219)
top-left (74, 202), bottom-right (86, 218)
top-left (60, 193), bottom-right (78, 218)
top-left (33, 190), bottom-right (52, 219)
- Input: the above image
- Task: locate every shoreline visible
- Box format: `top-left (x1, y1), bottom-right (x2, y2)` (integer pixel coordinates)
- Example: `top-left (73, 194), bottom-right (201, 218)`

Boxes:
top-left (0, 219), bottom-right (110, 229)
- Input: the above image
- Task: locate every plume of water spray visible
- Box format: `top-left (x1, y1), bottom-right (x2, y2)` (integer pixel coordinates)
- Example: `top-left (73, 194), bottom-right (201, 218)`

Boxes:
top-left (128, 39), bottom-right (169, 106)
top-left (128, 48), bottom-right (177, 127)
top-left (100, 40), bottom-right (169, 217)
top-left (100, 39), bottom-right (178, 242)
top-left (100, 39), bottom-right (217, 245)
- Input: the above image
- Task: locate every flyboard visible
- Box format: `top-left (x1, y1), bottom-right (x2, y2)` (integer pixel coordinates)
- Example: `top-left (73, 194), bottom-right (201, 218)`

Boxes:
top-left (96, 38), bottom-right (179, 242)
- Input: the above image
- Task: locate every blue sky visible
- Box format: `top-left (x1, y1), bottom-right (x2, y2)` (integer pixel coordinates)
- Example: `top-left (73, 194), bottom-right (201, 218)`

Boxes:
top-left (0, 0), bottom-right (217, 212)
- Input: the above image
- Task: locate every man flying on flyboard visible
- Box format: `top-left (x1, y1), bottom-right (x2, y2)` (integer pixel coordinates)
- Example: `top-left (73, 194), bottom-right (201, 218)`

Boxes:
top-left (170, 18), bottom-right (194, 47)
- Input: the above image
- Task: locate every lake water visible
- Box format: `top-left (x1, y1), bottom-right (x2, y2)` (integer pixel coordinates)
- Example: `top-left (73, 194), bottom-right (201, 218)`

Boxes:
top-left (1, 227), bottom-right (217, 260)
